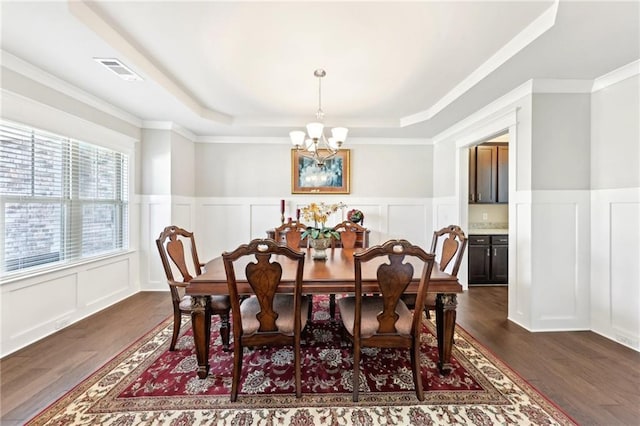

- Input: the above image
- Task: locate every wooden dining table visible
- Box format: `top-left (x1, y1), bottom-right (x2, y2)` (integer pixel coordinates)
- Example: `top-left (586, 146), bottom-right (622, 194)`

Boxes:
top-left (187, 247), bottom-right (463, 379)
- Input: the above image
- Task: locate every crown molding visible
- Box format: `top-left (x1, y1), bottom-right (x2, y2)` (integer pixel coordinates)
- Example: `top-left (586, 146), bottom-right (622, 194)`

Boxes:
top-left (592, 59), bottom-right (640, 92)
top-left (194, 136), bottom-right (431, 146)
top-left (141, 121), bottom-right (196, 141)
top-left (433, 80), bottom-right (532, 145)
top-left (532, 79), bottom-right (594, 93)
top-left (1, 49), bottom-right (143, 127)
top-left (432, 66), bottom-right (633, 146)
top-left (401, 0), bottom-right (559, 127)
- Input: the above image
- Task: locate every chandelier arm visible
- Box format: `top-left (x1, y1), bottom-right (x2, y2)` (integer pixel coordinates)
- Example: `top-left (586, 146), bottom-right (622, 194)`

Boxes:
top-left (320, 133), bottom-right (338, 153)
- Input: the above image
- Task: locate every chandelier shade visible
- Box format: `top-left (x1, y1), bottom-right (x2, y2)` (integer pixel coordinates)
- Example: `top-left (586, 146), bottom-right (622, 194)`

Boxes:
top-left (290, 69), bottom-right (348, 167)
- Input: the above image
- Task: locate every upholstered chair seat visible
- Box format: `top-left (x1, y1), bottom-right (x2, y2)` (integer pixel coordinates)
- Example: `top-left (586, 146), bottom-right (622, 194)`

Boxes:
top-left (240, 295), bottom-right (310, 335)
top-left (338, 297), bottom-right (412, 338)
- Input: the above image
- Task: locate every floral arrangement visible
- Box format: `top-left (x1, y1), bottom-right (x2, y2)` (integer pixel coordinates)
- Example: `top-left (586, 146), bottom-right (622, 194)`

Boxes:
top-left (300, 202), bottom-right (346, 240)
top-left (347, 209), bottom-right (364, 224)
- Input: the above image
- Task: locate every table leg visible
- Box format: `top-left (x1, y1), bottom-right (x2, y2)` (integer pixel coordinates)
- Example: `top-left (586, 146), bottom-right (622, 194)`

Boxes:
top-left (191, 295), bottom-right (211, 379)
top-left (435, 293), bottom-right (457, 374)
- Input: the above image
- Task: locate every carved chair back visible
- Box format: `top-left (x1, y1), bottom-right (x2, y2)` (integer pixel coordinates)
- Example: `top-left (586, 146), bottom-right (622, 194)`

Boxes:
top-left (430, 225), bottom-right (467, 277)
top-left (331, 220), bottom-right (368, 249)
top-left (274, 219), bottom-right (308, 249)
top-left (156, 225), bottom-right (202, 303)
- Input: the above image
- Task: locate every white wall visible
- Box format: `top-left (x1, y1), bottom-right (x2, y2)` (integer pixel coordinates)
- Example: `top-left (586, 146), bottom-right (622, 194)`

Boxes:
top-left (194, 142), bottom-right (432, 197)
top-left (1, 69), bottom-right (141, 357)
top-left (531, 93), bottom-right (591, 190)
top-left (529, 93), bottom-right (592, 330)
top-left (590, 75), bottom-right (640, 349)
top-left (431, 73), bottom-right (639, 350)
top-left (140, 138), bottom-right (437, 290)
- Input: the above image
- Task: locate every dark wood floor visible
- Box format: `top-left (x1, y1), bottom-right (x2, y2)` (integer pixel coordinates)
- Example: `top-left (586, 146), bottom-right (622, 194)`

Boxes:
top-left (1, 287), bottom-right (639, 425)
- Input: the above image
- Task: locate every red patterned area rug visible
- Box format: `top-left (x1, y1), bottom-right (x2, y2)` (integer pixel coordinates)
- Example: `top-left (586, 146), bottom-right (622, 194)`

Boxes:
top-left (28, 296), bottom-right (575, 425)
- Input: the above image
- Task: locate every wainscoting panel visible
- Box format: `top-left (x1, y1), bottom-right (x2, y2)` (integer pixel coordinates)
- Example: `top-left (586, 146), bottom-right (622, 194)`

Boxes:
top-left (251, 203), bottom-right (283, 240)
top-left (0, 252), bottom-right (138, 357)
top-left (79, 258), bottom-right (131, 308)
top-left (532, 203), bottom-right (578, 317)
top-left (197, 202), bottom-right (248, 261)
top-left (147, 200), bottom-right (172, 288)
top-left (591, 188), bottom-right (640, 350)
top-left (192, 198), bottom-right (433, 256)
top-left (388, 203), bottom-right (429, 248)
top-left (530, 191), bottom-right (590, 331)
top-left (512, 198), bottom-right (532, 327)
top-left (433, 197), bottom-right (459, 232)
top-left (3, 274), bottom-right (77, 341)
top-left (611, 202), bottom-right (639, 344)
top-left (172, 202), bottom-right (193, 231)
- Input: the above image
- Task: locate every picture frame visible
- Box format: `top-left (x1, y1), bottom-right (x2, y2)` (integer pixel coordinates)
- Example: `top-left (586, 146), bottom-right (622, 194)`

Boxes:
top-left (291, 149), bottom-right (350, 194)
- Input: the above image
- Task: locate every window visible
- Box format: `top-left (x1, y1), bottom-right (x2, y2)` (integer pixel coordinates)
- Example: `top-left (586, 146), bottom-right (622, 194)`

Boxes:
top-left (0, 120), bottom-right (129, 276)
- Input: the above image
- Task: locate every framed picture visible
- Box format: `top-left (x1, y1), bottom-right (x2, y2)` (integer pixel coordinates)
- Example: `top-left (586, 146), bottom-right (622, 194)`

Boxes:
top-left (291, 149), bottom-right (350, 194)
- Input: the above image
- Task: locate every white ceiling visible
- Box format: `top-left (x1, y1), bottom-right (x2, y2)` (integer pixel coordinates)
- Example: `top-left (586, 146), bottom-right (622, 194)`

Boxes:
top-left (1, 1), bottom-right (639, 140)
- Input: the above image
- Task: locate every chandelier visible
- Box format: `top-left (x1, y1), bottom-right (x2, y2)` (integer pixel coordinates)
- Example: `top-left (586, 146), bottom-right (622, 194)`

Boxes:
top-left (289, 69), bottom-right (348, 167)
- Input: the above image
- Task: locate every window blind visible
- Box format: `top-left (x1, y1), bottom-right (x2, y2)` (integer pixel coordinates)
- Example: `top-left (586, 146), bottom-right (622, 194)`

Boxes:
top-left (0, 120), bottom-right (129, 276)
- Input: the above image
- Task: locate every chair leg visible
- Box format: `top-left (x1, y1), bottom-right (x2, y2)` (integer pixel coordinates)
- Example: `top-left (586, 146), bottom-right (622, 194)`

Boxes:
top-left (295, 334), bottom-right (302, 398)
top-left (307, 296), bottom-right (313, 320)
top-left (411, 342), bottom-right (425, 401)
top-left (424, 306), bottom-right (431, 319)
top-left (230, 341), bottom-right (243, 402)
top-left (219, 312), bottom-right (230, 352)
top-left (170, 310), bottom-right (182, 351)
top-left (353, 343), bottom-right (360, 402)
top-left (329, 294), bottom-right (336, 319)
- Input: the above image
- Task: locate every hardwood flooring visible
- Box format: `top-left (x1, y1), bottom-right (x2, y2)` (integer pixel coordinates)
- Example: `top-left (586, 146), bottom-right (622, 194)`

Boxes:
top-left (1, 287), bottom-right (639, 425)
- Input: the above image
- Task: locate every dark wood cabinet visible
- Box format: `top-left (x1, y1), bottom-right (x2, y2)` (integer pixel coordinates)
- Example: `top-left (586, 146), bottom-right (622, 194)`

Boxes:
top-left (469, 143), bottom-right (508, 204)
top-left (468, 239), bottom-right (491, 282)
top-left (497, 145), bottom-right (509, 203)
top-left (468, 234), bottom-right (508, 285)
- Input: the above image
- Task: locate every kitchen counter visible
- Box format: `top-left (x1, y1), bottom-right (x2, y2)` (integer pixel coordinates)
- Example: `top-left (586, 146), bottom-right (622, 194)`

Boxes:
top-left (468, 228), bottom-right (508, 235)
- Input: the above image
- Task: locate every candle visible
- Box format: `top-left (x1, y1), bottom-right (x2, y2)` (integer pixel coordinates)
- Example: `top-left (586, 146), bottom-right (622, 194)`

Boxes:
top-left (280, 199), bottom-right (285, 214)
top-left (296, 208), bottom-right (301, 220)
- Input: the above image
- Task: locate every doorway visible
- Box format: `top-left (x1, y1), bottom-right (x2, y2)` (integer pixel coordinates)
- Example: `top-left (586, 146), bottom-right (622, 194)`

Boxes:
top-left (467, 133), bottom-right (509, 287)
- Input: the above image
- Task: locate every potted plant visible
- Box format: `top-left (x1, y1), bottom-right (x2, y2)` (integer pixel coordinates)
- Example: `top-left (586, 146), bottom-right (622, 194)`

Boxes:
top-left (300, 202), bottom-right (346, 260)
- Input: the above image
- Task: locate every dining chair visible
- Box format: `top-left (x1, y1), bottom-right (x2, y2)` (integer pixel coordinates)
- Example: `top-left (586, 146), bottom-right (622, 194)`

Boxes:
top-left (273, 218), bottom-right (309, 249)
top-left (326, 220), bottom-right (370, 318)
top-left (222, 238), bottom-right (309, 402)
top-left (403, 225), bottom-right (467, 318)
top-left (156, 226), bottom-right (231, 351)
top-left (331, 220), bottom-right (367, 249)
top-left (337, 239), bottom-right (435, 402)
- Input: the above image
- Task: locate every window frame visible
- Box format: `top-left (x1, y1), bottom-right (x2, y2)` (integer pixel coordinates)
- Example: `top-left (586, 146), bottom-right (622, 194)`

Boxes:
top-left (0, 120), bottom-right (130, 278)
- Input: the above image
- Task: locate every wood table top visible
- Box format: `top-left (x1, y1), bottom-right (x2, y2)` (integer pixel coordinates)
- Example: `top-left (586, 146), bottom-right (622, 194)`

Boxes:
top-left (188, 248), bottom-right (462, 296)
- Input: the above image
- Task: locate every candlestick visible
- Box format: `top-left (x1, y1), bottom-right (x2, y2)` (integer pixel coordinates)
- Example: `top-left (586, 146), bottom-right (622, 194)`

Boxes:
top-left (296, 208), bottom-right (300, 221)
top-left (280, 199), bottom-right (285, 224)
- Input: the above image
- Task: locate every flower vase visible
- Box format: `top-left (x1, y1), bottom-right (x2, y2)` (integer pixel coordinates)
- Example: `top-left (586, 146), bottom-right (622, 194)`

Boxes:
top-left (309, 237), bottom-right (331, 260)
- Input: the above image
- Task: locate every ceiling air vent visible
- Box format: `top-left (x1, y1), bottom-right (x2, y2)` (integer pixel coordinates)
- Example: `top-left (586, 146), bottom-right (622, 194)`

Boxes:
top-left (93, 58), bottom-right (143, 81)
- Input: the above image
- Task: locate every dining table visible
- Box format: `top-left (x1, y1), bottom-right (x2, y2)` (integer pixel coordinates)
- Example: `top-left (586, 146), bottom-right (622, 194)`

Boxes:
top-left (187, 247), bottom-right (463, 379)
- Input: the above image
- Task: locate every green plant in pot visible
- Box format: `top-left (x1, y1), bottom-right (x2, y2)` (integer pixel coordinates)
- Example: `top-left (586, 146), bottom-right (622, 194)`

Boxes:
top-left (300, 202), bottom-right (346, 259)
